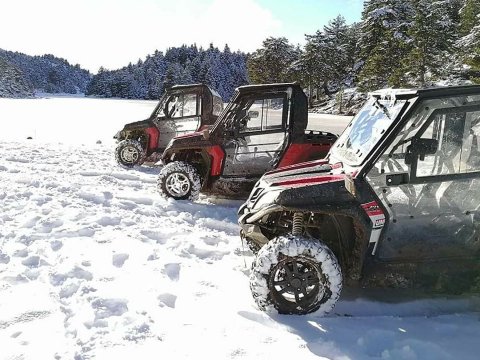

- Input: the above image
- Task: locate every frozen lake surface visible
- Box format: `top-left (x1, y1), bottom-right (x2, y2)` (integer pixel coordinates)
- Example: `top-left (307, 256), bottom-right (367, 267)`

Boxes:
top-left (0, 95), bottom-right (351, 144)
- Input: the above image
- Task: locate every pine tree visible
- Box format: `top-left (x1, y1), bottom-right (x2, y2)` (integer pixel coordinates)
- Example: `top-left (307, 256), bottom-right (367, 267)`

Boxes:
top-left (458, 0), bottom-right (480, 82)
top-left (357, 0), bottom-right (413, 90)
top-left (460, 0), bottom-right (480, 36)
top-left (401, 0), bottom-right (458, 87)
top-left (247, 37), bottom-right (300, 83)
top-left (297, 16), bottom-right (361, 101)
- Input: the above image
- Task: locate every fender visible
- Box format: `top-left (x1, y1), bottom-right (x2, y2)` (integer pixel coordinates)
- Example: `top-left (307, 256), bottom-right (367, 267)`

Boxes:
top-left (205, 145), bottom-right (225, 176)
top-left (144, 127), bottom-right (160, 152)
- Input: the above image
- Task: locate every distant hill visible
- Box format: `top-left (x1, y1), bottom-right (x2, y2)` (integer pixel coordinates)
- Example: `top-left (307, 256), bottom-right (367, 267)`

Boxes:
top-left (0, 49), bottom-right (91, 97)
top-left (0, 57), bottom-right (34, 98)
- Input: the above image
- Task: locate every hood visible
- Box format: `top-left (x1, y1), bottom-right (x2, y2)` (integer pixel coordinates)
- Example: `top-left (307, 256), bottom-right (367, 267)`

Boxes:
top-left (247, 160), bottom-right (356, 210)
top-left (261, 160), bottom-right (346, 188)
top-left (123, 118), bottom-right (155, 131)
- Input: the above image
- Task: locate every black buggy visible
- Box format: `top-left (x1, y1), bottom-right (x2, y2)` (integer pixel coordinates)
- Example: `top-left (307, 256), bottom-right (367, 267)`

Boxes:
top-left (157, 83), bottom-right (337, 200)
top-left (238, 85), bottom-right (480, 315)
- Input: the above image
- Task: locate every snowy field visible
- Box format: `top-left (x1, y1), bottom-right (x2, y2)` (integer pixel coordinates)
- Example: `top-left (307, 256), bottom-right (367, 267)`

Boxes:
top-left (1, 96), bottom-right (480, 360)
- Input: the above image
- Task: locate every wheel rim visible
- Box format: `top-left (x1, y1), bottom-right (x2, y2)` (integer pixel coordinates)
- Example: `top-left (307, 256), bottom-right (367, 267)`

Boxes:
top-left (165, 172), bottom-right (191, 197)
top-left (269, 255), bottom-right (326, 311)
top-left (120, 145), bottom-right (139, 164)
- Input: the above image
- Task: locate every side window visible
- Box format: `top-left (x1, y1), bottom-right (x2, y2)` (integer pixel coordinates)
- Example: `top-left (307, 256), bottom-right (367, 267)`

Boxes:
top-left (242, 99), bottom-right (263, 131)
top-left (239, 96), bottom-right (285, 133)
top-left (182, 94), bottom-right (197, 117)
top-left (264, 98), bottom-right (284, 130)
top-left (416, 110), bottom-right (480, 177)
top-left (167, 93), bottom-right (198, 118)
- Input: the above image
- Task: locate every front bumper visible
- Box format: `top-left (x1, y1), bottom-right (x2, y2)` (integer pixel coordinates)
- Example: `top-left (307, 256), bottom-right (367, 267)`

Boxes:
top-left (238, 203), bottom-right (283, 244)
top-left (238, 203), bottom-right (283, 225)
top-left (113, 130), bottom-right (122, 140)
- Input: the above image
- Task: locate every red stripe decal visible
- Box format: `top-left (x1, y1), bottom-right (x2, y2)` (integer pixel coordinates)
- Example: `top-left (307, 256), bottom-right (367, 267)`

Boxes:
top-left (361, 201), bottom-right (384, 217)
top-left (273, 175), bottom-right (344, 187)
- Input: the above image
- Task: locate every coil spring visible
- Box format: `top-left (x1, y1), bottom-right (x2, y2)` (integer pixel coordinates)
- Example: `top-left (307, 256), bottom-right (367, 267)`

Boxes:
top-left (292, 212), bottom-right (303, 236)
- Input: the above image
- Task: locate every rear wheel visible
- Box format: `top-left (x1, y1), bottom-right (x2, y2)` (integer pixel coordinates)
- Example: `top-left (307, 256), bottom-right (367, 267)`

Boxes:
top-left (250, 234), bottom-right (342, 315)
top-left (157, 161), bottom-right (202, 200)
top-left (115, 139), bottom-right (146, 167)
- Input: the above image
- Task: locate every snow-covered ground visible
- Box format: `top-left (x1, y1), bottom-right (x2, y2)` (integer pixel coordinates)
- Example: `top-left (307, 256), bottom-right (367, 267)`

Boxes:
top-left (1, 97), bottom-right (479, 360)
top-left (0, 96), bottom-right (158, 144)
top-left (0, 95), bottom-right (350, 145)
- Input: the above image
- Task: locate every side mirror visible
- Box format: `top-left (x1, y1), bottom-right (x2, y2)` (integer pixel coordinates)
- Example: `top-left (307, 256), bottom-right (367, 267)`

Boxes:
top-left (405, 138), bottom-right (438, 165)
top-left (248, 110), bottom-right (259, 119)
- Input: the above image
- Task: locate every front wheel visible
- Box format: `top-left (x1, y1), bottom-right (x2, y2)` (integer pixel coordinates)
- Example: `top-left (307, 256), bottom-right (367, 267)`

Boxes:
top-left (157, 161), bottom-right (202, 200)
top-left (250, 234), bottom-right (342, 315)
top-left (115, 139), bottom-right (146, 168)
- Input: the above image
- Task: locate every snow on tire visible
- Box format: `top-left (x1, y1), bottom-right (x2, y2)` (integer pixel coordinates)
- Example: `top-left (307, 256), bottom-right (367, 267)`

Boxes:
top-left (115, 139), bottom-right (146, 168)
top-left (157, 161), bottom-right (202, 201)
top-left (250, 234), bottom-right (342, 315)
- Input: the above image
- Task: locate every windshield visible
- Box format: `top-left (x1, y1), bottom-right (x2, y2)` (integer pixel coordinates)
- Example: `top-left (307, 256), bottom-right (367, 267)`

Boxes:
top-left (151, 92), bottom-right (169, 118)
top-left (331, 98), bottom-right (406, 166)
top-left (210, 90), bottom-right (240, 133)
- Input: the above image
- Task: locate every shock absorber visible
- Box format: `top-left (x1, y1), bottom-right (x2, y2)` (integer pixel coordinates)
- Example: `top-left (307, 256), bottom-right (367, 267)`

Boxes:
top-left (292, 212), bottom-right (303, 236)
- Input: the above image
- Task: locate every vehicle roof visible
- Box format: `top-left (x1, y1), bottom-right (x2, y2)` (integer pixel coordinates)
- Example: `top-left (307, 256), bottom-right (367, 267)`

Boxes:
top-left (169, 83), bottom-right (222, 99)
top-left (236, 82), bottom-right (301, 94)
top-left (371, 85), bottom-right (480, 100)
top-left (170, 83), bottom-right (208, 90)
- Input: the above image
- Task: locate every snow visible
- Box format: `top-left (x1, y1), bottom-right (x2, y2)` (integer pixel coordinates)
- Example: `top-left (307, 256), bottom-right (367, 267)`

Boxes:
top-left (1, 97), bottom-right (480, 359)
top-left (0, 95), bottom-right (158, 144)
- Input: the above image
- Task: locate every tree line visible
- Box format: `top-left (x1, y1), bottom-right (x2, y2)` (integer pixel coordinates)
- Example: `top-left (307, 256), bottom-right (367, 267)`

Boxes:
top-left (86, 44), bottom-right (249, 101)
top-left (248, 0), bottom-right (480, 101)
top-left (1, 0), bottom-right (478, 102)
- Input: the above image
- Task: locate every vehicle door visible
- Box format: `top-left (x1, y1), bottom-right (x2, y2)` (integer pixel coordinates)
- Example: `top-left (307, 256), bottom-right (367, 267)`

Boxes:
top-left (157, 92), bottom-right (202, 148)
top-left (222, 93), bottom-right (289, 177)
top-left (366, 96), bottom-right (480, 261)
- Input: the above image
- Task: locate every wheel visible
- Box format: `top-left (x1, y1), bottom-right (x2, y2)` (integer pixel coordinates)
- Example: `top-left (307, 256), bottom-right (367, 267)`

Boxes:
top-left (115, 140), bottom-right (146, 168)
top-left (250, 234), bottom-right (342, 315)
top-left (157, 161), bottom-right (202, 200)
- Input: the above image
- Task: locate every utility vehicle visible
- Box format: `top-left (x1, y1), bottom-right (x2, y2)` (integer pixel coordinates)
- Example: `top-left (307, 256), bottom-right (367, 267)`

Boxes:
top-left (114, 84), bottom-right (223, 167)
top-left (157, 83), bottom-right (337, 200)
top-left (238, 85), bottom-right (480, 315)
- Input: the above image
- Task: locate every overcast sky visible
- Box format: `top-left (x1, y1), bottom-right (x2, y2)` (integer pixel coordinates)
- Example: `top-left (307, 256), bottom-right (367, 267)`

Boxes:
top-left (0, 0), bottom-right (363, 73)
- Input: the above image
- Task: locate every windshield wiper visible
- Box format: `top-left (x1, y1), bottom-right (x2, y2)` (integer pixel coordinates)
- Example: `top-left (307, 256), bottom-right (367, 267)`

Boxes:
top-left (373, 98), bottom-right (391, 119)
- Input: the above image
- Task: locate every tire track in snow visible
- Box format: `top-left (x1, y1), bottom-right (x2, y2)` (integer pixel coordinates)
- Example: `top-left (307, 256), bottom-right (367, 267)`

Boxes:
top-left (0, 140), bottom-right (244, 359)
top-left (0, 311), bottom-right (52, 330)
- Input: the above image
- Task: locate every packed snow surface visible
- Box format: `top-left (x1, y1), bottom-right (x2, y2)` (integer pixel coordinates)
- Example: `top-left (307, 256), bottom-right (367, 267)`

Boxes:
top-left (1, 96), bottom-right (479, 360)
